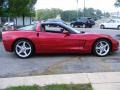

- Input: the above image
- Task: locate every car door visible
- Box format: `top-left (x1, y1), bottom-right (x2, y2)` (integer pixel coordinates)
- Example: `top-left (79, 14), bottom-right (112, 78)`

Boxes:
top-left (110, 20), bottom-right (118, 28)
top-left (37, 23), bottom-right (84, 53)
top-left (105, 20), bottom-right (116, 28)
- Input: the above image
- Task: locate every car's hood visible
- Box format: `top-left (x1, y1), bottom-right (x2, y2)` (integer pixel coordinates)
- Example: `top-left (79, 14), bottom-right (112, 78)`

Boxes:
top-left (100, 22), bottom-right (106, 25)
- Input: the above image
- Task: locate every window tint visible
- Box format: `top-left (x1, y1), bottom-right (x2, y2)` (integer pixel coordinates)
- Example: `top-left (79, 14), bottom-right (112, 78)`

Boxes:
top-left (108, 20), bottom-right (114, 23)
top-left (79, 18), bottom-right (87, 22)
top-left (117, 20), bottom-right (120, 23)
top-left (43, 24), bottom-right (67, 33)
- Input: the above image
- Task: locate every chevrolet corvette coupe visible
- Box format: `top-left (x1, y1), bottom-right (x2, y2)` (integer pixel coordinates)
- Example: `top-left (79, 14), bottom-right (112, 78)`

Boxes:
top-left (2, 22), bottom-right (119, 58)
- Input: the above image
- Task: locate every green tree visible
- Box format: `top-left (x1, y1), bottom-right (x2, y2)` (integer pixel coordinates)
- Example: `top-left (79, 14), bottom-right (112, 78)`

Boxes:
top-left (8, 0), bottom-right (37, 26)
top-left (0, 6), bottom-right (2, 16)
top-left (10, 0), bottom-right (36, 25)
top-left (0, 0), bottom-right (7, 16)
top-left (61, 10), bottom-right (78, 21)
top-left (37, 8), bottom-right (62, 20)
top-left (84, 8), bottom-right (95, 17)
top-left (95, 9), bottom-right (103, 19)
top-left (36, 8), bottom-right (103, 22)
top-left (83, 8), bottom-right (103, 20)
top-left (104, 12), bottom-right (110, 18)
top-left (0, 0), bottom-right (4, 8)
top-left (115, 0), bottom-right (120, 7)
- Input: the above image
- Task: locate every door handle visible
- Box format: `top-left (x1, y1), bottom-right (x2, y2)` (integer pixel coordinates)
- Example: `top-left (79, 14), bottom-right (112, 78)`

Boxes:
top-left (36, 32), bottom-right (39, 37)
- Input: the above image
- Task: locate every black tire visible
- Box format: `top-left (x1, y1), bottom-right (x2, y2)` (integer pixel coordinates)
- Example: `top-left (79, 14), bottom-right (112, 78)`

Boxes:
top-left (70, 24), bottom-right (74, 27)
top-left (93, 39), bottom-right (111, 57)
top-left (82, 24), bottom-right (86, 28)
top-left (117, 25), bottom-right (120, 30)
top-left (77, 25), bottom-right (81, 28)
top-left (14, 39), bottom-right (34, 58)
top-left (89, 25), bottom-right (92, 28)
top-left (100, 25), bottom-right (105, 29)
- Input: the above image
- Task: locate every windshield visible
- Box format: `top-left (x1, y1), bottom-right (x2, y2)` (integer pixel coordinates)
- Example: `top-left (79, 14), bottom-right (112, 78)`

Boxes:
top-left (63, 24), bottom-right (80, 34)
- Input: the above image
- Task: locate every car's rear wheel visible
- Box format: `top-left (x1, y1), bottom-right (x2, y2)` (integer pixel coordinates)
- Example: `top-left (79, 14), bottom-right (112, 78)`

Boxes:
top-left (89, 25), bottom-right (92, 28)
top-left (71, 24), bottom-right (75, 27)
top-left (93, 39), bottom-right (111, 57)
top-left (100, 25), bottom-right (105, 29)
top-left (117, 25), bottom-right (120, 30)
top-left (14, 39), bottom-right (33, 58)
top-left (83, 24), bottom-right (86, 28)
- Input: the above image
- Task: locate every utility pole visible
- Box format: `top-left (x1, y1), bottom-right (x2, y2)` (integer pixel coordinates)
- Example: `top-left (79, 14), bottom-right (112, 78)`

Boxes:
top-left (83, 0), bottom-right (85, 17)
top-left (76, 0), bottom-right (79, 19)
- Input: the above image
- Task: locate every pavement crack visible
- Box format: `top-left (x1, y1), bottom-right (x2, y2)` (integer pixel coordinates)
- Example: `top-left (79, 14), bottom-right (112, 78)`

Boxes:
top-left (41, 56), bottom-right (81, 75)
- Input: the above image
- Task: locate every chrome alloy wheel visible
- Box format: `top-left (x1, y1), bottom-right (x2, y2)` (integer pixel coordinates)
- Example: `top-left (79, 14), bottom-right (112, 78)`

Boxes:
top-left (95, 40), bottom-right (110, 56)
top-left (83, 24), bottom-right (86, 28)
top-left (15, 41), bottom-right (32, 58)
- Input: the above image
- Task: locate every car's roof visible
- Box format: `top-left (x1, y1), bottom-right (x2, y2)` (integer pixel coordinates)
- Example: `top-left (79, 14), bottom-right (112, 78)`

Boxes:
top-left (41, 22), bottom-right (64, 25)
top-left (46, 19), bottom-right (63, 21)
top-left (78, 17), bottom-right (92, 19)
top-left (110, 19), bottom-right (120, 21)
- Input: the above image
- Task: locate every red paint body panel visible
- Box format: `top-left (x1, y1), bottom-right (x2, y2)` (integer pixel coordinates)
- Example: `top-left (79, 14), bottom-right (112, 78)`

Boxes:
top-left (2, 23), bottom-right (119, 55)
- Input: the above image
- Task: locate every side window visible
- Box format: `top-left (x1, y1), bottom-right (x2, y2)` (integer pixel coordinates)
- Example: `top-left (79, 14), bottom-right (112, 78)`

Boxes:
top-left (113, 20), bottom-right (116, 23)
top-left (117, 20), bottom-right (119, 23)
top-left (108, 20), bottom-right (114, 23)
top-left (43, 24), bottom-right (68, 33)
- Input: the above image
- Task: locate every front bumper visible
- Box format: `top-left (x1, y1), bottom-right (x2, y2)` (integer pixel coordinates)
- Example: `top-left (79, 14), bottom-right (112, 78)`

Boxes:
top-left (112, 39), bottom-right (119, 52)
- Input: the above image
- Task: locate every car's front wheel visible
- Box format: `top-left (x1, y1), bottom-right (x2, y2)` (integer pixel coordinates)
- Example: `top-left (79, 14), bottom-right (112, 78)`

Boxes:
top-left (82, 24), bottom-right (86, 28)
top-left (88, 25), bottom-right (92, 28)
top-left (93, 39), bottom-right (111, 57)
top-left (117, 25), bottom-right (120, 30)
top-left (14, 39), bottom-right (33, 58)
top-left (70, 24), bottom-right (75, 27)
top-left (100, 25), bottom-right (105, 29)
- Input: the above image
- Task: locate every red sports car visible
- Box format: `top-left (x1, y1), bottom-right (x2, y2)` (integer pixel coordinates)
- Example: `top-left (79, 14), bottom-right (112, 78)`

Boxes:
top-left (2, 22), bottom-right (119, 58)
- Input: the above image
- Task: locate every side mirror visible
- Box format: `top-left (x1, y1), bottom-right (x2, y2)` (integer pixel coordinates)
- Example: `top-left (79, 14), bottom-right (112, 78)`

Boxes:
top-left (63, 31), bottom-right (70, 36)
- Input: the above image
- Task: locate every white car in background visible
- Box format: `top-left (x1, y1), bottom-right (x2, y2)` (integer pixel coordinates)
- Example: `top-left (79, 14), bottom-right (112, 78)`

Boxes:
top-left (4, 22), bottom-right (14, 26)
top-left (100, 19), bottom-right (120, 29)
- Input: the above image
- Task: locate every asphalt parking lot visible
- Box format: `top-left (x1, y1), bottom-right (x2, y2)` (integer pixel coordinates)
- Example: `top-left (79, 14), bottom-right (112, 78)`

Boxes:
top-left (0, 28), bottom-right (120, 78)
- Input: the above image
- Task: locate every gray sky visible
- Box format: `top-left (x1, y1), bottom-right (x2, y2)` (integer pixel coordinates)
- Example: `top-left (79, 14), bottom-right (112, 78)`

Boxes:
top-left (35, 0), bottom-right (119, 12)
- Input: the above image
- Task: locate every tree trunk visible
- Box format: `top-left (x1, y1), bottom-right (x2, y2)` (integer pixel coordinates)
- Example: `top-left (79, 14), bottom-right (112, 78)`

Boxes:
top-left (15, 17), bottom-right (17, 27)
top-left (30, 16), bottom-right (31, 25)
top-left (23, 15), bottom-right (25, 26)
top-left (0, 17), bottom-right (1, 24)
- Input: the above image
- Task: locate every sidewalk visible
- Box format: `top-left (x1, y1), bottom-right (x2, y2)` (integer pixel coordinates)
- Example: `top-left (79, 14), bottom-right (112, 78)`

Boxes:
top-left (0, 72), bottom-right (120, 90)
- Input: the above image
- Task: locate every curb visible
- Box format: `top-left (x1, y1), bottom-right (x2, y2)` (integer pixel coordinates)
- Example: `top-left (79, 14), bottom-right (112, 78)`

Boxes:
top-left (0, 73), bottom-right (89, 89)
top-left (0, 72), bottom-right (120, 89)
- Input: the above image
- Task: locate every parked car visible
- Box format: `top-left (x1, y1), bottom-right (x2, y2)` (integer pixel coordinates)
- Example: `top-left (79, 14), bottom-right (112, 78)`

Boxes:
top-left (2, 22), bottom-right (119, 58)
top-left (70, 17), bottom-right (95, 28)
top-left (100, 19), bottom-right (120, 29)
top-left (4, 22), bottom-right (14, 26)
top-left (2, 22), bottom-right (15, 31)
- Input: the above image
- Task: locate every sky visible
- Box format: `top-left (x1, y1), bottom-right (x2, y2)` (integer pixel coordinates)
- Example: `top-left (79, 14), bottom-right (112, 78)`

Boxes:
top-left (35, 0), bottom-right (120, 12)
